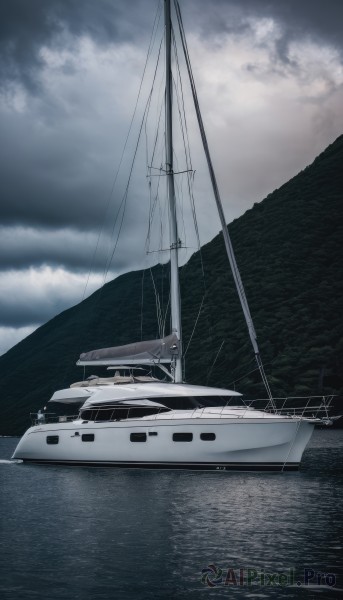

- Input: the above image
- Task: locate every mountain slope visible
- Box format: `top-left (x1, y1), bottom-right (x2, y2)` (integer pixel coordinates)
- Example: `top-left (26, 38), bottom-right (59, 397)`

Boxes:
top-left (1, 135), bottom-right (342, 435)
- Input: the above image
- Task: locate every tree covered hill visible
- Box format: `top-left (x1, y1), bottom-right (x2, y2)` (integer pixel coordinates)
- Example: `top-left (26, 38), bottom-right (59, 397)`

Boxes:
top-left (1, 135), bottom-right (342, 435)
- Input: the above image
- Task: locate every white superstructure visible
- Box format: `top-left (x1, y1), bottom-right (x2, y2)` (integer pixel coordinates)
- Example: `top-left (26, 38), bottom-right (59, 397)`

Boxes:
top-left (13, 382), bottom-right (318, 470)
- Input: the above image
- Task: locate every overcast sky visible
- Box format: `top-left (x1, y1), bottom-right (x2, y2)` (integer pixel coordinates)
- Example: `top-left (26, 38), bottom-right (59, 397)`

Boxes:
top-left (0, 0), bottom-right (342, 355)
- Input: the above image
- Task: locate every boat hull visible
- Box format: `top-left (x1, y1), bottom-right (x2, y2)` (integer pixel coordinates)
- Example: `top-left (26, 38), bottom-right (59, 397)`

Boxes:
top-left (12, 417), bottom-right (314, 471)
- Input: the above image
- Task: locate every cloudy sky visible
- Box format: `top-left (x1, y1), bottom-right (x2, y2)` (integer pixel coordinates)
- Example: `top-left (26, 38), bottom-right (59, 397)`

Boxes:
top-left (0, 0), bottom-right (342, 355)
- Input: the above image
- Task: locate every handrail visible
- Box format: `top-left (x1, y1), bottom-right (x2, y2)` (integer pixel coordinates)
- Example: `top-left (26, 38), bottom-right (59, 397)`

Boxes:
top-left (30, 395), bottom-right (339, 425)
top-left (242, 395), bottom-right (336, 419)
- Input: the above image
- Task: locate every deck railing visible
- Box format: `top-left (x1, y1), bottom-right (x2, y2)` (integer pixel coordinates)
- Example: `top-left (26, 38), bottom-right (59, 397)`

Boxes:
top-left (242, 395), bottom-right (336, 420)
top-left (30, 395), bottom-right (339, 425)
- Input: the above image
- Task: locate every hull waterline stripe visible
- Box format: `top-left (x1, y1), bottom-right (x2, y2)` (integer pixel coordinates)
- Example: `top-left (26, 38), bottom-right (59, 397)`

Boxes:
top-left (20, 459), bottom-right (299, 472)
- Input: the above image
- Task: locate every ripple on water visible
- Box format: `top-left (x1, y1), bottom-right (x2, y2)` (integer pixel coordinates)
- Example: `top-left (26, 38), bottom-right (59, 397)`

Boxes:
top-left (0, 431), bottom-right (342, 599)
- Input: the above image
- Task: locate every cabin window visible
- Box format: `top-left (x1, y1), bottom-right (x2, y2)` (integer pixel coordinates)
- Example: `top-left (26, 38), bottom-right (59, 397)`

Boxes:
top-left (155, 397), bottom-right (199, 410)
top-left (148, 431), bottom-right (158, 436)
top-left (80, 410), bottom-right (95, 421)
top-left (200, 433), bottom-right (216, 441)
top-left (82, 434), bottom-right (95, 442)
top-left (95, 409), bottom-right (113, 421)
top-left (80, 405), bottom-right (170, 422)
top-left (130, 432), bottom-right (147, 442)
top-left (172, 432), bottom-right (193, 442)
top-left (46, 436), bottom-right (59, 445)
top-left (149, 396), bottom-right (235, 410)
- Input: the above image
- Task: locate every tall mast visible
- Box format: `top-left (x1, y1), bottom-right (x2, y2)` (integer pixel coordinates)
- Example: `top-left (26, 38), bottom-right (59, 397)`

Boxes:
top-left (165, 0), bottom-right (182, 382)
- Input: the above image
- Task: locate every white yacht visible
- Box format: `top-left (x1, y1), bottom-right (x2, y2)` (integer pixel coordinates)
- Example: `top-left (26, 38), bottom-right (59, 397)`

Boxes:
top-left (13, 377), bottom-right (321, 471)
top-left (12, 0), bottom-right (337, 471)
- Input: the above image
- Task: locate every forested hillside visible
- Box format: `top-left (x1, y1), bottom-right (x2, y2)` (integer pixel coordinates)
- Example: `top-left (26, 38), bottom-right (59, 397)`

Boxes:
top-left (1, 135), bottom-right (342, 435)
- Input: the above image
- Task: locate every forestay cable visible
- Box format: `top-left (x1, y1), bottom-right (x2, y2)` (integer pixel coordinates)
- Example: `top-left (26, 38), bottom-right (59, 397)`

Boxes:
top-left (174, 0), bottom-right (274, 407)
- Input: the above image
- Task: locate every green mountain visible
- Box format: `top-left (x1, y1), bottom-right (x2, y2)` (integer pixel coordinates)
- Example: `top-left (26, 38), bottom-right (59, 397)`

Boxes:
top-left (1, 135), bottom-right (342, 435)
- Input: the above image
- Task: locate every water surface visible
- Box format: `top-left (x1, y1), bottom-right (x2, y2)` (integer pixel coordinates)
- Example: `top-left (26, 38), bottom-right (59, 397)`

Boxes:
top-left (1, 430), bottom-right (342, 599)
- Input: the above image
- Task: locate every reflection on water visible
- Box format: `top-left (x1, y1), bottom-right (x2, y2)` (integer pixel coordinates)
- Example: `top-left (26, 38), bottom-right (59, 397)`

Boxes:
top-left (0, 429), bottom-right (342, 599)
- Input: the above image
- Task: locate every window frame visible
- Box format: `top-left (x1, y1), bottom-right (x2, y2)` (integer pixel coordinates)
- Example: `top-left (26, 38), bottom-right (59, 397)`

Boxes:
top-left (46, 435), bottom-right (59, 445)
top-left (130, 432), bottom-right (147, 443)
top-left (200, 432), bottom-right (216, 441)
top-left (81, 433), bottom-right (95, 442)
top-left (172, 432), bottom-right (193, 442)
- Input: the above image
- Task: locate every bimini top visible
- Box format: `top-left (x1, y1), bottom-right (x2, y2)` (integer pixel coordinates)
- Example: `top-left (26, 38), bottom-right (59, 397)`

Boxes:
top-left (48, 381), bottom-right (241, 405)
top-left (81, 382), bottom-right (241, 408)
top-left (77, 333), bottom-right (179, 366)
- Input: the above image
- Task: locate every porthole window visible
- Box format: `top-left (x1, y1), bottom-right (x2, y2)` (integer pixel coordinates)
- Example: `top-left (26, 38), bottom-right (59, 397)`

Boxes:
top-left (200, 433), bottom-right (216, 441)
top-left (130, 432), bottom-right (147, 442)
top-left (82, 434), bottom-right (95, 442)
top-left (46, 436), bottom-right (59, 445)
top-left (172, 432), bottom-right (193, 442)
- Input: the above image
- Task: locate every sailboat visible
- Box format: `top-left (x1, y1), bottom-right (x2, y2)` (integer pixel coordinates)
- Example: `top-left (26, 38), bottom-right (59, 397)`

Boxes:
top-left (12, 0), bottom-right (335, 471)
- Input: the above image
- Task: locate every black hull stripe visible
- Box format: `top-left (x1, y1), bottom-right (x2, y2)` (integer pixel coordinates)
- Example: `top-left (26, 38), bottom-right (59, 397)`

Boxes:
top-left (21, 460), bottom-right (299, 472)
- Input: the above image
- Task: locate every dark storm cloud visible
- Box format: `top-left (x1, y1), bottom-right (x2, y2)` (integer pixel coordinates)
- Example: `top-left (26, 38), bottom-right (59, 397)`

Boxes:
top-left (0, 0), bottom-right (157, 91)
top-left (0, 0), bottom-right (341, 240)
top-left (0, 226), bottom-right (148, 273)
top-left (0, 227), bottom-right (100, 272)
top-left (185, 0), bottom-right (343, 57)
top-left (254, 0), bottom-right (343, 50)
top-left (0, 0), bottom-right (342, 353)
top-left (0, 96), bottom-right (150, 234)
top-left (1, 0), bottom-right (342, 93)
top-left (0, 292), bottom-right (72, 327)
top-left (0, 112), bottom-right (112, 230)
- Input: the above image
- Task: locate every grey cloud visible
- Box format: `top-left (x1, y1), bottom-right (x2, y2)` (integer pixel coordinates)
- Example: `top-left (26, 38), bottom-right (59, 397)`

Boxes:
top-left (0, 226), bottom-right (150, 274)
top-left (1, 0), bottom-right (343, 94)
top-left (0, 99), bottom-right (148, 231)
top-left (0, 0), bottom-right (157, 91)
top-left (0, 292), bottom-right (81, 328)
top-left (0, 227), bottom-right (101, 272)
top-left (258, 0), bottom-right (343, 50)
top-left (0, 296), bottom-right (68, 328)
top-left (0, 0), bottom-right (342, 350)
top-left (185, 0), bottom-right (343, 65)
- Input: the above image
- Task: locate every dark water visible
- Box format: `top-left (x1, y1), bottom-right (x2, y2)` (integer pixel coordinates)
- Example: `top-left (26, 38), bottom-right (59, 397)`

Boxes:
top-left (1, 430), bottom-right (342, 600)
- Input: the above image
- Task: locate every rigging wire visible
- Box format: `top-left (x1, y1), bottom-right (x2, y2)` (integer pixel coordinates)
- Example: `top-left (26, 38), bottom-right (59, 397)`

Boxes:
top-left (173, 18), bottom-right (215, 365)
top-left (183, 294), bottom-right (206, 357)
top-left (102, 34), bottom-right (164, 282)
top-left (172, 27), bottom-right (204, 276)
top-left (227, 363), bottom-right (268, 389)
top-left (145, 99), bottom-right (165, 253)
top-left (149, 267), bottom-right (164, 339)
top-left (81, 0), bottom-right (162, 302)
top-left (140, 268), bottom-right (146, 341)
top-left (161, 291), bottom-right (171, 342)
top-left (142, 41), bottom-right (170, 339)
top-left (206, 340), bottom-right (225, 385)
top-left (174, 0), bottom-right (274, 405)
top-left (173, 21), bottom-right (212, 364)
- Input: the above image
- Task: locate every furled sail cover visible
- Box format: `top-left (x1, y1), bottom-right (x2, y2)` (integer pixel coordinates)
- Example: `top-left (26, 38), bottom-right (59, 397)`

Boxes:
top-left (77, 333), bottom-right (179, 366)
